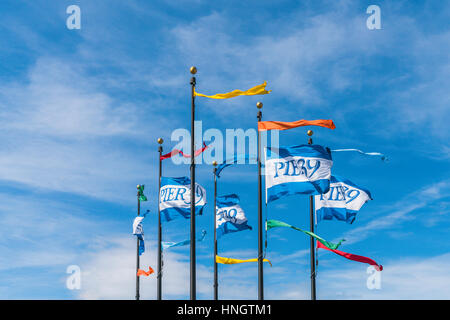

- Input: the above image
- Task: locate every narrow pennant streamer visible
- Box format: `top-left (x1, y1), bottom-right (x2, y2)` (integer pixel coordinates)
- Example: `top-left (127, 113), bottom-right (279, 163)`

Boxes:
top-left (137, 266), bottom-right (154, 277)
top-left (266, 219), bottom-right (344, 250)
top-left (160, 143), bottom-right (208, 160)
top-left (317, 241), bottom-right (383, 271)
top-left (258, 119), bottom-right (336, 131)
top-left (215, 154), bottom-right (257, 178)
top-left (216, 255), bottom-right (272, 267)
top-left (331, 149), bottom-right (387, 161)
top-left (162, 230), bottom-right (207, 250)
top-left (194, 81), bottom-right (271, 99)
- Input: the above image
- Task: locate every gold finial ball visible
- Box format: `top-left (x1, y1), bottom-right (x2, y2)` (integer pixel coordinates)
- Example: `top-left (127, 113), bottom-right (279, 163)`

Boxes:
top-left (137, 184), bottom-right (141, 189)
top-left (157, 137), bottom-right (164, 144)
top-left (190, 66), bottom-right (197, 74)
top-left (307, 130), bottom-right (313, 136)
top-left (212, 161), bottom-right (217, 166)
top-left (256, 102), bottom-right (263, 109)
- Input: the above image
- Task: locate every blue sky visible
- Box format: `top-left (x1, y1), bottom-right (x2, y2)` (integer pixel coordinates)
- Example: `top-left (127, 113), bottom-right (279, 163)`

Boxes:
top-left (0, 0), bottom-right (449, 299)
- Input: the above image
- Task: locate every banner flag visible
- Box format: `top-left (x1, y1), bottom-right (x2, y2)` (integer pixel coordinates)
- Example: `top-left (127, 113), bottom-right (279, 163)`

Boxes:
top-left (331, 148), bottom-right (388, 161)
top-left (216, 255), bottom-right (272, 267)
top-left (258, 119), bottom-right (336, 131)
top-left (266, 219), bottom-right (345, 250)
top-left (132, 212), bottom-right (148, 256)
top-left (315, 175), bottom-right (372, 224)
top-left (216, 194), bottom-right (252, 238)
top-left (194, 81), bottom-right (271, 99)
top-left (159, 177), bottom-right (207, 222)
top-left (160, 142), bottom-right (209, 161)
top-left (137, 185), bottom-right (147, 202)
top-left (137, 267), bottom-right (154, 277)
top-left (265, 144), bottom-right (332, 203)
top-left (317, 241), bottom-right (383, 271)
top-left (161, 230), bottom-right (207, 251)
top-left (215, 154), bottom-right (257, 178)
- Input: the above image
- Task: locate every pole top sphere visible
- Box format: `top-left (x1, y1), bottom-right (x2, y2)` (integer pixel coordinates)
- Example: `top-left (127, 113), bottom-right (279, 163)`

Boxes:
top-left (307, 130), bottom-right (314, 136)
top-left (256, 102), bottom-right (263, 109)
top-left (137, 184), bottom-right (141, 189)
top-left (212, 161), bottom-right (217, 166)
top-left (190, 66), bottom-right (197, 74)
top-left (157, 137), bottom-right (164, 144)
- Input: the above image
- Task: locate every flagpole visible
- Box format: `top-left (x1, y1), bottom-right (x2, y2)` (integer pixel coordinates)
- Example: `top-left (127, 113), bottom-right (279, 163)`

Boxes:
top-left (157, 138), bottom-right (163, 300)
top-left (213, 161), bottom-right (218, 300)
top-left (189, 66), bottom-right (197, 300)
top-left (307, 130), bottom-right (317, 300)
top-left (136, 184), bottom-right (141, 301)
top-left (256, 101), bottom-right (264, 300)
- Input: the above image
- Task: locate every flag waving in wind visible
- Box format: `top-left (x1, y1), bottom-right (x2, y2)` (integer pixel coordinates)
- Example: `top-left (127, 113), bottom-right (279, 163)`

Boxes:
top-left (194, 81), bottom-right (271, 99)
top-left (159, 177), bottom-right (207, 222)
top-left (265, 144), bottom-right (333, 203)
top-left (132, 211), bottom-right (148, 256)
top-left (216, 256), bottom-right (272, 267)
top-left (317, 241), bottom-right (382, 271)
top-left (215, 154), bottom-right (257, 178)
top-left (266, 219), bottom-right (345, 250)
top-left (137, 185), bottom-right (147, 202)
top-left (162, 230), bottom-right (207, 251)
top-left (258, 119), bottom-right (336, 131)
top-left (216, 194), bottom-right (252, 238)
top-left (160, 142), bottom-right (209, 160)
top-left (315, 175), bottom-right (373, 224)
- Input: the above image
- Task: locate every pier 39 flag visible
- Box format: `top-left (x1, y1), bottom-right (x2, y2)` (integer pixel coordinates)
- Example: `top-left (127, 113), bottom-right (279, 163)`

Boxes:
top-left (159, 177), bottom-right (207, 222)
top-left (216, 194), bottom-right (252, 238)
top-left (315, 175), bottom-right (372, 224)
top-left (265, 144), bottom-right (332, 203)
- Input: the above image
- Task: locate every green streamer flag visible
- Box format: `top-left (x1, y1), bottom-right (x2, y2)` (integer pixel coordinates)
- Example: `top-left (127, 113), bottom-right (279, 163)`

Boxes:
top-left (266, 219), bottom-right (345, 250)
top-left (138, 185), bottom-right (147, 202)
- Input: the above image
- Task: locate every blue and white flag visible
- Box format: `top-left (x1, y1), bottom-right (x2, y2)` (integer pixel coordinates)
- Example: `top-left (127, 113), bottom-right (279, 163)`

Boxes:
top-left (132, 212), bottom-right (148, 255)
top-left (265, 144), bottom-right (333, 203)
top-left (159, 177), bottom-right (207, 222)
top-left (216, 194), bottom-right (252, 238)
top-left (314, 175), bottom-right (372, 224)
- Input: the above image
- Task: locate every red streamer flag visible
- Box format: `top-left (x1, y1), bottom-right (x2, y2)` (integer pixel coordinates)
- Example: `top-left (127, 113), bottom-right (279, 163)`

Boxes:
top-left (317, 241), bottom-right (383, 271)
top-left (160, 142), bottom-right (209, 160)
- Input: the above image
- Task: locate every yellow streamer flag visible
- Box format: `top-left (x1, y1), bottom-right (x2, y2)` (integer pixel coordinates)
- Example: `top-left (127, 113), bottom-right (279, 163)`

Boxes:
top-left (216, 255), bottom-right (272, 267)
top-left (194, 81), bottom-right (271, 99)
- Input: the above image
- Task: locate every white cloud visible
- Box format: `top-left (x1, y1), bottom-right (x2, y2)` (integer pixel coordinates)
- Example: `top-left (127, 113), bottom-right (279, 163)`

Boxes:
top-left (0, 56), bottom-right (162, 201)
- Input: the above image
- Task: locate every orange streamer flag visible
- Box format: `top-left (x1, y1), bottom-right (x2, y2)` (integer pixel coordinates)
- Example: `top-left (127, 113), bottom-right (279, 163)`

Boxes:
top-left (137, 266), bottom-right (154, 277)
top-left (258, 119), bottom-right (336, 131)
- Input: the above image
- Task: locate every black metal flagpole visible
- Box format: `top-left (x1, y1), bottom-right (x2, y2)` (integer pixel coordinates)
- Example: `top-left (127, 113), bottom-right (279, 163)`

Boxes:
top-left (213, 161), bottom-right (218, 300)
top-left (136, 184), bottom-right (141, 301)
top-left (157, 138), bottom-right (163, 300)
top-left (190, 66), bottom-right (197, 300)
top-left (307, 130), bottom-right (317, 300)
top-left (256, 101), bottom-right (264, 300)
